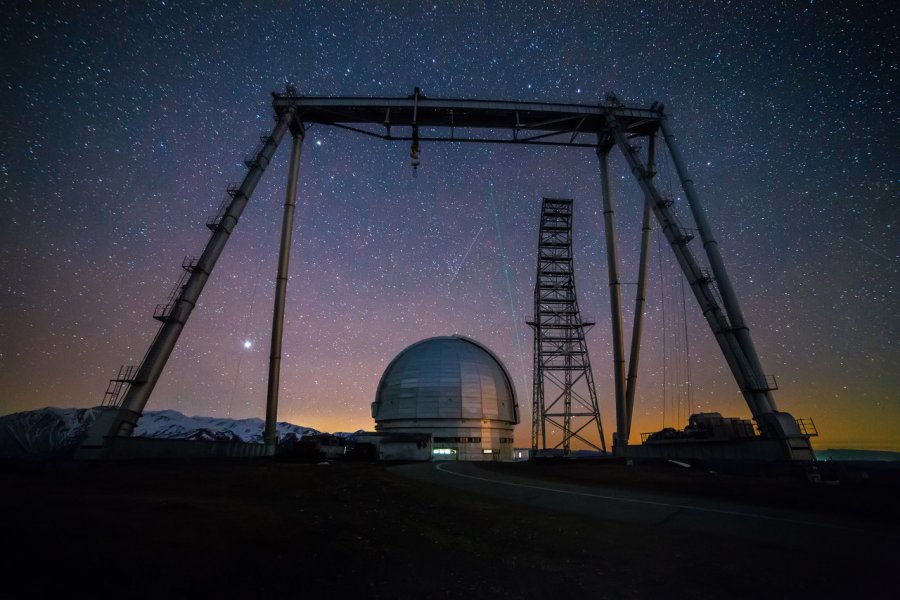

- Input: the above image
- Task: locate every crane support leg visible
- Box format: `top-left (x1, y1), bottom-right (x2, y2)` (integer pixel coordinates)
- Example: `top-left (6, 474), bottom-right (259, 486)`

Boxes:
top-left (607, 122), bottom-right (759, 415)
top-left (624, 132), bottom-right (656, 438)
top-left (658, 118), bottom-right (776, 415)
top-left (608, 117), bottom-right (812, 459)
top-left (82, 107), bottom-right (297, 451)
top-left (597, 150), bottom-right (628, 452)
top-left (265, 128), bottom-right (305, 456)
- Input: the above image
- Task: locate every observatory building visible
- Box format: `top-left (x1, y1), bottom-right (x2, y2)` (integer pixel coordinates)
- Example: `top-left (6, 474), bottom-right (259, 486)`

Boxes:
top-left (372, 336), bottom-right (519, 461)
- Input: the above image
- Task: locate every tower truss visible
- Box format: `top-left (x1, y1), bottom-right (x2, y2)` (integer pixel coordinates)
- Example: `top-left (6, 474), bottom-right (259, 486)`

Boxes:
top-left (529, 199), bottom-right (606, 454)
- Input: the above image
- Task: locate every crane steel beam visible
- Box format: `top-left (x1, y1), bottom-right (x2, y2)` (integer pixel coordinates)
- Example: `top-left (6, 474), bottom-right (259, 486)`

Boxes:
top-left (265, 128), bottom-right (305, 456)
top-left (273, 92), bottom-right (660, 147)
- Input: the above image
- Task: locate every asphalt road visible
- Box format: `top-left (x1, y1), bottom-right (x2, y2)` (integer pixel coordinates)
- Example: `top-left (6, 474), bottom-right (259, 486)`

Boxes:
top-left (392, 460), bottom-right (899, 563)
top-left (4, 458), bottom-right (896, 598)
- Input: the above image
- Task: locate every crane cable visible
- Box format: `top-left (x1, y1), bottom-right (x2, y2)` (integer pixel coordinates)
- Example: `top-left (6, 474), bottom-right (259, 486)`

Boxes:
top-left (656, 225), bottom-right (667, 429)
top-left (657, 142), bottom-right (695, 426)
top-left (487, 182), bottom-right (528, 386)
top-left (680, 272), bottom-right (694, 417)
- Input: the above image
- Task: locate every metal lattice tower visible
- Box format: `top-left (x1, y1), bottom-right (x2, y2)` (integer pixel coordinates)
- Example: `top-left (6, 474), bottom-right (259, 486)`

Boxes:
top-left (529, 198), bottom-right (606, 454)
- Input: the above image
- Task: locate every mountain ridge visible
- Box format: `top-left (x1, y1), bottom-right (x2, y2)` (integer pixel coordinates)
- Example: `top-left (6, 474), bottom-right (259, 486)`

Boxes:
top-left (0, 406), bottom-right (322, 457)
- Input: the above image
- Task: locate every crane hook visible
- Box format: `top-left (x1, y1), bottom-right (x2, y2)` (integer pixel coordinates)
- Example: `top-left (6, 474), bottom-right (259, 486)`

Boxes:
top-left (410, 124), bottom-right (420, 175)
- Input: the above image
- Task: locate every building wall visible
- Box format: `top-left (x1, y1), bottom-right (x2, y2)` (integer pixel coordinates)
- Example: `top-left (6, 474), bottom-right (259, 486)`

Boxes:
top-left (376, 418), bottom-right (515, 461)
top-left (377, 442), bottom-right (432, 461)
top-left (354, 433), bottom-right (433, 462)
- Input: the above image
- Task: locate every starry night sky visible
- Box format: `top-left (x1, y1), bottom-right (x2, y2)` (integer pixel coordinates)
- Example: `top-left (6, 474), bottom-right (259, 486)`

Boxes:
top-left (1, 1), bottom-right (897, 450)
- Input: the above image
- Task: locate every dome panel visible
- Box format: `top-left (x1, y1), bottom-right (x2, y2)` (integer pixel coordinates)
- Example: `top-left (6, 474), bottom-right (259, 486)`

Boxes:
top-left (373, 336), bottom-right (518, 425)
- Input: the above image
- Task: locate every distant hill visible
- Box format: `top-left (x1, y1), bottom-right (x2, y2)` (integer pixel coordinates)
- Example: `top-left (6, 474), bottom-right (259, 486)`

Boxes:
top-left (0, 407), bottom-right (320, 457)
top-left (816, 448), bottom-right (900, 462)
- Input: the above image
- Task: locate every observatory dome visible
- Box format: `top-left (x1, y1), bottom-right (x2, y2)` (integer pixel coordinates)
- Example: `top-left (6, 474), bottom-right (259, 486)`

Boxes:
top-left (372, 336), bottom-right (519, 461)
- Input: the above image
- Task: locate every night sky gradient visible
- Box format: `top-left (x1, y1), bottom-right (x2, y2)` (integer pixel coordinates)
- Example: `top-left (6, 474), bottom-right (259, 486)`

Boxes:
top-left (1, 1), bottom-right (897, 450)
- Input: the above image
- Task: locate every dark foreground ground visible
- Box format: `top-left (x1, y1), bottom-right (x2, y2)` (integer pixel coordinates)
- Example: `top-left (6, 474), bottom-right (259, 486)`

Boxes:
top-left (2, 457), bottom-right (898, 599)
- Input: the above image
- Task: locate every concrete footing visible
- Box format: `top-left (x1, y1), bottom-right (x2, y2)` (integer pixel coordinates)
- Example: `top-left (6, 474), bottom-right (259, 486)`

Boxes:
top-left (75, 436), bottom-right (267, 461)
top-left (622, 437), bottom-right (815, 462)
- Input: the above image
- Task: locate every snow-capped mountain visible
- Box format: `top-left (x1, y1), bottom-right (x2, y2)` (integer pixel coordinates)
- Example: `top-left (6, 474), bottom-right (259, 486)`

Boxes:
top-left (133, 409), bottom-right (318, 443)
top-left (0, 407), bottom-right (320, 457)
top-left (0, 406), bottom-right (98, 457)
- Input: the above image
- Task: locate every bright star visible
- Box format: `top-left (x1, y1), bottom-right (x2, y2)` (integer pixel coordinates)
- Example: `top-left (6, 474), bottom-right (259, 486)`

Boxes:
top-left (243, 340), bottom-right (252, 349)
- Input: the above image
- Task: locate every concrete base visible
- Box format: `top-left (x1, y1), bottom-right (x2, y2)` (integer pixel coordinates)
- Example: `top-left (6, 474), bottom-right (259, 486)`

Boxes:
top-left (75, 436), bottom-right (267, 461)
top-left (375, 418), bottom-right (515, 461)
top-left (352, 433), bottom-right (433, 461)
top-left (622, 437), bottom-right (816, 462)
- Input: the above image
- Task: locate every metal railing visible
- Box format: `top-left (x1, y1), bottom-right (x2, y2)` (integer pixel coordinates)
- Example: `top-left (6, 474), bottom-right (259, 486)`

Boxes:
top-left (796, 418), bottom-right (818, 437)
top-left (206, 183), bottom-right (241, 230)
top-left (103, 364), bottom-right (137, 407)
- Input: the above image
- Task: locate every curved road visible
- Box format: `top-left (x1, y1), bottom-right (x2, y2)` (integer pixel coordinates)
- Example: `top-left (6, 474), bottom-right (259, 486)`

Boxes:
top-left (391, 461), bottom-right (898, 557)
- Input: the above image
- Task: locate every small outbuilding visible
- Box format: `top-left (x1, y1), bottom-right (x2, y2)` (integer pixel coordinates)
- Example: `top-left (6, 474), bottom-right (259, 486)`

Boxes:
top-left (349, 432), bottom-right (432, 461)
